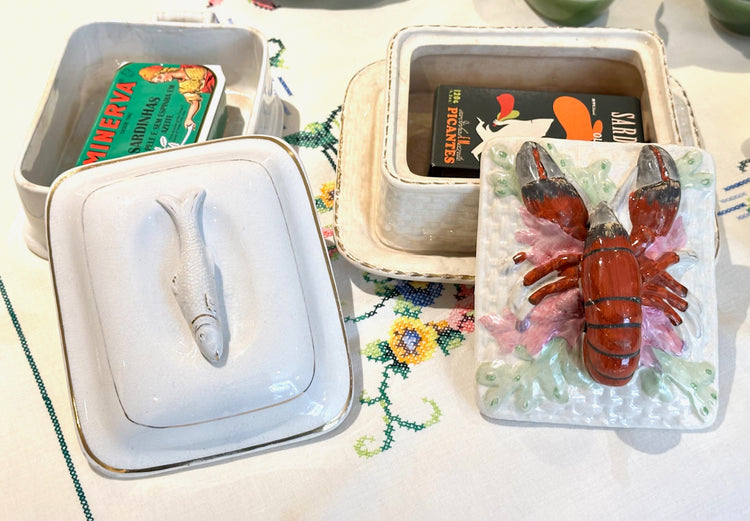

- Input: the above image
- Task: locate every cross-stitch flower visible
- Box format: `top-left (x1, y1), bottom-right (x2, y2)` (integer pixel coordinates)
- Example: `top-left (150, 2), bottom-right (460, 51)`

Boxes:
top-left (314, 181), bottom-right (336, 212)
top-left (319, 181), bottom-right (335, 209)
top-left (388, 316), bottom-right (438, 365)
top-left (394, 280), bottom-right (443, 307)
top-left (448, 285), bottom-right (475, 333)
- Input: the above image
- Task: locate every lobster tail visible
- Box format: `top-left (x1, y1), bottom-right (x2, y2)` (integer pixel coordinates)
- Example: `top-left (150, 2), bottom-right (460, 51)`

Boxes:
top-left (581, 203), bottom-right (642, 386)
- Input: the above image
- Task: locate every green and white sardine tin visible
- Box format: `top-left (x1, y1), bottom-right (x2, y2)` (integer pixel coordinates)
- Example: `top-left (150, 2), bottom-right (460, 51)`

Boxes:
top-left (15, 21), bottom-right (283, 261)
top-left (76, 63), bottom-right (226, 166)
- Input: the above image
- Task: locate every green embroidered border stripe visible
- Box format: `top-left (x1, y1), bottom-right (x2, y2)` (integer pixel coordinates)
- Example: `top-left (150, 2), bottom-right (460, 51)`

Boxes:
top-left (0, 275), bottom-right (94, 521)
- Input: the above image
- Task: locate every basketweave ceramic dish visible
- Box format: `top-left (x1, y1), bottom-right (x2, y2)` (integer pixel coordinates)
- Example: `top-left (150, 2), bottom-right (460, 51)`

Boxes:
top-left (355, 26), bottom-right (689, 272)
top-left (334, 59), bottom-right (701, 283)
top-left (46, 136), bottom-right (351, 477)
top-left (15, 20), bottom-right (283, 259)
top-left (473, 137), bottom-right (718, 429)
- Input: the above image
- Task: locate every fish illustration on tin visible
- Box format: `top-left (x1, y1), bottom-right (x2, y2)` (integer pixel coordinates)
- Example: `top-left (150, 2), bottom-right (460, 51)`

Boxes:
top-left (157, 188), bottom-right (225, 365)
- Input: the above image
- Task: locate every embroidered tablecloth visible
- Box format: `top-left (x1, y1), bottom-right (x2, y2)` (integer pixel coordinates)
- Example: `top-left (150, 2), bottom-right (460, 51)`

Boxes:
top-left (2, 0), bottom-right (750, 519)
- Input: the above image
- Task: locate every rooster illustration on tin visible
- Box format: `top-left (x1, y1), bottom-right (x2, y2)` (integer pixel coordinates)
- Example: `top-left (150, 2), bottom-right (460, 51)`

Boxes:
top-left (157, 188), bottom-right (225, 365)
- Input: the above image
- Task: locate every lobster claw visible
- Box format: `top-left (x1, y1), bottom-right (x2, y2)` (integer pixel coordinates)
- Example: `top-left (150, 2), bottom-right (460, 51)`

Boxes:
top-left (516, 141), bottom-right (567, 186)
top-left (515, 141), bottom-right (589, 242)
top-left (629, 145), bottom-right (681, 253)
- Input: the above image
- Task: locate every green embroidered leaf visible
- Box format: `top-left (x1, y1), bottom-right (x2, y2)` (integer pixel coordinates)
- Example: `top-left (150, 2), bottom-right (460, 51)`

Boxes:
top-left (353, 274), bottom-right (467, 458)
top-left (393, 298), bottom-right (422, 318)
top-left (421, 398), bottom-right (442, 427)
top-left (369, 277), bottom-right (396, 298)
top-left (437, 329), bottom-right (464, 355)
top-left (391, 361), bottom-right (411, 379)
top-left (362, 340), bottom-right (388, 361)
top-left (353, 435), bottom-right (383, 458)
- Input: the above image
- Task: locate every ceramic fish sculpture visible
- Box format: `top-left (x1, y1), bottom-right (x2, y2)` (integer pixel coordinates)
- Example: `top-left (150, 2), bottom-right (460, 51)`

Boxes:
top-left (157, 188), bottom-right (225, 365)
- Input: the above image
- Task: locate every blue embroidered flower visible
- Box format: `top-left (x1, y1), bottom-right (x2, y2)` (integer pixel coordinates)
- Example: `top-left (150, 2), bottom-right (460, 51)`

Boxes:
top-left (394, 281), bottom-right (443, 307)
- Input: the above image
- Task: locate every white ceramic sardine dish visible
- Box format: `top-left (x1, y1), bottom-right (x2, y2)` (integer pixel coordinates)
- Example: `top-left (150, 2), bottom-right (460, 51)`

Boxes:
top-left (15, 20), bottom-right (283, 259)
top-left (47, 136), bottom-right (351, 477)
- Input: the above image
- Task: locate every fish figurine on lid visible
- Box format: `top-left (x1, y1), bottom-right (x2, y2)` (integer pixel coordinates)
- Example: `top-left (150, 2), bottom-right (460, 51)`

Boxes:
top-left (157, 188), bottom-right (225, 365)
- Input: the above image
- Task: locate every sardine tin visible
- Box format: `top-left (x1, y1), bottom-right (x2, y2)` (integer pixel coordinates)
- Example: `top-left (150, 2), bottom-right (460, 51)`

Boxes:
top-left (76, 63), bottom-right (226, 166)
top-left (430, 85), bottom-right (644, 178)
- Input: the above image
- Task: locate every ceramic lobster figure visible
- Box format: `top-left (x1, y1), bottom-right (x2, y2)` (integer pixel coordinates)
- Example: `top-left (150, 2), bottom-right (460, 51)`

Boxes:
top-left (512, 141), bottom-right (688, 387)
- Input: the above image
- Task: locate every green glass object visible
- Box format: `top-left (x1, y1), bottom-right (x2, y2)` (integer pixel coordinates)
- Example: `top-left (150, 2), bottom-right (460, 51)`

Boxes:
top-left (525, 0), bottom-right (615, 26)
top-left (704, 0), bottom-right (750, 36)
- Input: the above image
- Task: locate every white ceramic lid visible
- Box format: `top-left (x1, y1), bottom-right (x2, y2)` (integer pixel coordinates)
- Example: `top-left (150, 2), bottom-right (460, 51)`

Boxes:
top-left (47, 136), bottom-right (351, 476)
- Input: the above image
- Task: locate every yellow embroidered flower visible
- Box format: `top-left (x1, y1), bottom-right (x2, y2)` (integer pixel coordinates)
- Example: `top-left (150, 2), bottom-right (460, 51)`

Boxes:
top-left (388, 316), bottom-right (438, 365)
top-left (319, 181), bottom-right (335, 209)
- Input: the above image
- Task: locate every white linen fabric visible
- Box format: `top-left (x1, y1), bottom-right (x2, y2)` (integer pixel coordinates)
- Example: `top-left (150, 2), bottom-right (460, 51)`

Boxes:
top-left (1, 0), bottom-right (749, 519)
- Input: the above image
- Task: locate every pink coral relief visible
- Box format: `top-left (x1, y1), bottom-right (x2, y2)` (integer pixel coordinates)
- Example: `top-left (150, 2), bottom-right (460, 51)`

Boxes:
top-left (640, 302), bottom-right (685, 367)
top-left (639, 214), bottom-right (688, 366)
top-left (514, 207), bottom-right (584, 266)
top-left (645, 215), bottom-right (687, 259)
top-left (480, 289), bottom-right (584, 356)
